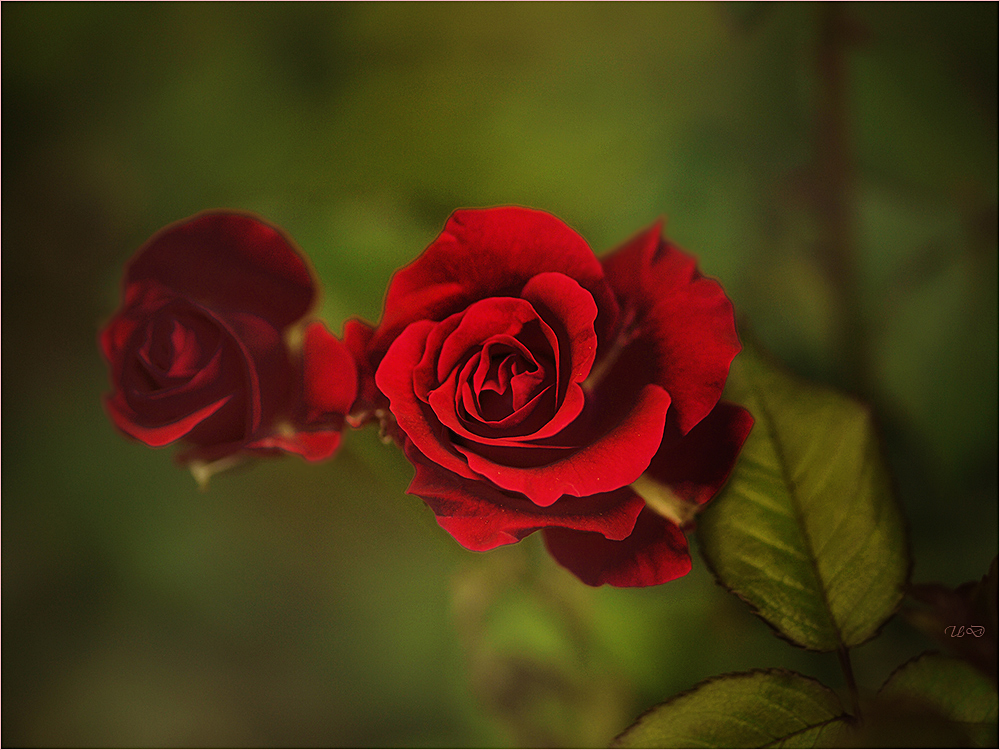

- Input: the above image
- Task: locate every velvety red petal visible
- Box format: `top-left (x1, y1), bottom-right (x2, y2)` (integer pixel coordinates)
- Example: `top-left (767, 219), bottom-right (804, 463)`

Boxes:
top-left (342, 318), bottom-right (386, 427)
top-left (542, 506), bottom-right (692, 587)
top-left (429, 366), bottom-right (559, 445)
top-left (248, 429), bottom-right (343, 462)
top-left (125, 212), bottom-right (315, 328)
top-left (372, 206), bottom-right (618, 356)
top-left (302, 321), bottom-right (358, 419)
top-left (177, 310), bottom-right (294, 448)
top-left (105, 393), bottom-right (232, 447)
top-left (108, 301), bottom-right (247, 447)
top-left (125, 344), bottom-right (227, 417)
top-left (602, 222), bottom-right (740, 434)
top-left (209, 311), bottom-right (284, 438)
top-left (423, 296), bottom-right (588, 444)
top-left (457, 383), bottom-right (671, 506)
top-left (519, 272), bottom-right (599, 392)
top-left (434, 297), bottom-right (557, 384)
top-left (406, 442), bottom-right (645, 551)
top-left (375, 320), bottom-right (481, 481)
top-left (100, 283), bottom-right (174, 371)
top-left (412, 311), bottom-right (464, 403)
top-left (646, 400), bottom-right (754, 506)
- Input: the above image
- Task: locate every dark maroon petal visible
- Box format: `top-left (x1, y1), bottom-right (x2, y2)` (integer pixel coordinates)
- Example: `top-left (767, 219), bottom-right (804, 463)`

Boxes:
top-left (100, 283), bottom-right (174, 375)
top-left (646, 400), bottom-right (754, 506)
top-left (415, 299), bottom-right (582, 445)
top-left (375, 320), bottom-right (482, 481)
top-left (543, 507), bottom-right (692, 587)
top-left (132, 307), bottom-right (224, 389)
top-left (457, 383), bottom-right (671, 506)
top-left (342, 318), bottom-right (387, 427)
top-left (250, 322), bottom-right (359, 463)
top-left (205, 310), bottom-right (291, 440)
top-left (602, 221), bottom-right (741, 435)
top-left (301, 321), bottom-right (358, 420)
top-left (372, 207), bottom-right (618, 357)
top-left (248, 429), bottom-right (343, 462)
top-left (139, 300), bottom-right (295, 446)
top-left (105, 393), bottom-right (233, 447)
top-left (105, 298), bottom-right (250, 447)
top-left (464, 339), bottom-right (548, 422)
top-left (425, 276), bottom-right (599, 445)
top-left (343, 318), bottom-right (375, 371)
top-left (124, 343), bottom-right (226, 417)
top-left (406, 443), bottom-right (645, 551)
top-left (125, 212), bottom-right (315, 327)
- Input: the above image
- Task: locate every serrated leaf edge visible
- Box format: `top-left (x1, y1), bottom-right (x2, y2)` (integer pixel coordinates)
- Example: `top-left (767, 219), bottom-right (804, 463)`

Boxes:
top-left (700, 343), bottom-right (909, 653)
top-left (611, 667), bottom-right (848, 749)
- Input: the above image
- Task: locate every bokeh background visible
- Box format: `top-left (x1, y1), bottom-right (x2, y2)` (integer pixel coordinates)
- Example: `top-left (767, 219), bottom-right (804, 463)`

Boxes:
top-left (4, 3), bottom-right (996, 747)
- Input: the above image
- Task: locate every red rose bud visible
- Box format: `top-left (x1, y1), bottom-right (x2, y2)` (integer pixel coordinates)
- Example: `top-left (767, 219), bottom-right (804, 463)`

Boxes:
top-left (100, 211), bottom-right (357, 476)
top-left (363, 207), bottom-right (752, 587)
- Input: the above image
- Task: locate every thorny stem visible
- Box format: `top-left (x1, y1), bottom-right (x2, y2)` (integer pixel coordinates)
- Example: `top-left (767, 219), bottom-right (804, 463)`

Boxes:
top-left (814, 3), bottom-right (870, 398)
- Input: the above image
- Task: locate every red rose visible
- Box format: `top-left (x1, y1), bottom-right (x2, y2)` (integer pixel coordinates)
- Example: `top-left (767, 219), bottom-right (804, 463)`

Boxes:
top-left (365, 207), bottom-right (752, 587)
top-left (100, 212), bottom-right (357, 471)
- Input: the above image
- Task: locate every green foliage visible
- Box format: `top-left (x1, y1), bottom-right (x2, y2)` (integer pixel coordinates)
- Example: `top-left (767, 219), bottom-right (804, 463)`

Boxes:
top-left (698, 342), bottom-right (910, 651)
top-left (5, 3), bottom-right (995, 747)
top-left (612, 669), bottom-right (849, 748)
top-left (877, 652), bottom-right (999, 748)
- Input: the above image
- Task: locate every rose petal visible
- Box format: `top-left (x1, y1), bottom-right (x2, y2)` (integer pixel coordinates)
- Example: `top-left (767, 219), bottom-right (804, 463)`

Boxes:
top-left (372, 207), bottom-right (618, 357)
top-left (519, 272), bottom-right (599, 393)
top-left (602, 222), bottom-right (741, 434)
top-left (100, 283), bottom-right (174, 376)
top-left (434, 297), bottom-right (558, 385)
top-left (105, 393), bottom-right (232, 447)
top-left (125, 212), bottom-right (316, 328)
top-left (135, 309), bottom-right (223, 387)
top-left (127, 345), bottom-right (226, 411)
top-left (432, 363), bottom-right (557, 443)
top-left (455, 352), bottom-right (554, 432)
top-left (376, 319), bottom-right (482, 481)
top-left (542, 506), bottom-right (692, 587)
top-left (109, 300), bottom-right (250, 447)
top-left (301, 320), bottom-right (358, 419)
top-left (249, 429), bottom-right (343, 463)
top-left (428, 275), bottom-right (599, 445)
top-left (457, 383), bottom-right (671, 506)
top-left (342, 318), bottom-right (387, 427)
top-left (646, 400), bottom-right (754, 506)
top-left (406, 443), bottom-right (645, 551)
top-left (412, 311), bottom-right (465, 403)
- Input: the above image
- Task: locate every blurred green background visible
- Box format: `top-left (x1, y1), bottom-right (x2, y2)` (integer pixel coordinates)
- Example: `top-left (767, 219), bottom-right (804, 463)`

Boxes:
top-left (4, 3), bottom-right (996, 747)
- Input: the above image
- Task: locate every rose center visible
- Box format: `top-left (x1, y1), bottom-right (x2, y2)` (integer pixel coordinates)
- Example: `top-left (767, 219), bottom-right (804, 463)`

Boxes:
top-left (474, 347), bottom-right (544, 421)
top-left (135, 308), bottom-right (224, 393)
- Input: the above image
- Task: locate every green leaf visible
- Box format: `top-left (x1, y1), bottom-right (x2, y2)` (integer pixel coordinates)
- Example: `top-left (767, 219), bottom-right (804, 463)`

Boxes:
top-left (698, 342), bottom-right (909, 651)
top-left (612, 669), bottom-right (850, 748)
top-left (878, 652), bottom-right (999, 747)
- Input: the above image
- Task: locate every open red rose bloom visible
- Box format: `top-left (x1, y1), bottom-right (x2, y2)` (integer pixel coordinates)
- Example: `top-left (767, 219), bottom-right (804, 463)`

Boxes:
top-left (100, 212), bottom-right (357, 468)
top-left (362, 207), bottom-right (753, 587)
